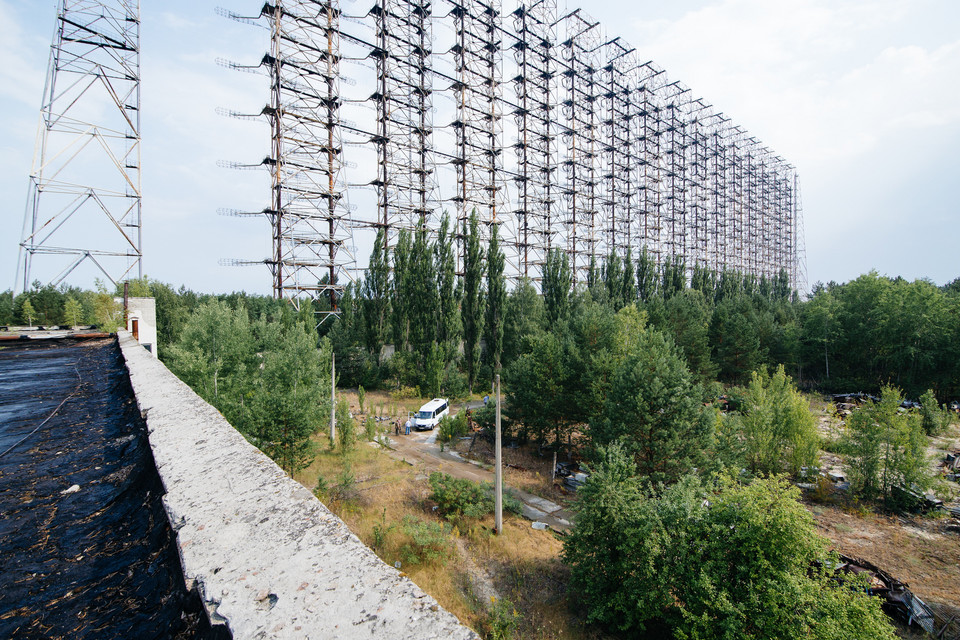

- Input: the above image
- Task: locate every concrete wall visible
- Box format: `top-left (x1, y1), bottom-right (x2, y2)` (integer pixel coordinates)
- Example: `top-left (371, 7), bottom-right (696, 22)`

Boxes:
top-left (117, 332), bottom-right (478, 639)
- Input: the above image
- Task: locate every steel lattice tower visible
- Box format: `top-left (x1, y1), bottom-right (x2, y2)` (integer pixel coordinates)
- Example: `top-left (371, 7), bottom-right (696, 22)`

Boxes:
top-left (220, 1), bottom-right (355, 317)
top-left (218, 0), bottom-right (806, 298)
top-left (16, 0), bottom-right (142, 295)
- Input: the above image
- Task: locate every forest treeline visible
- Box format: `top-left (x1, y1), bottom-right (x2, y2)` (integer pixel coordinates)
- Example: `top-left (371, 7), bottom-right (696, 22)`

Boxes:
top-left (3, 217), bottom-right (959, 403)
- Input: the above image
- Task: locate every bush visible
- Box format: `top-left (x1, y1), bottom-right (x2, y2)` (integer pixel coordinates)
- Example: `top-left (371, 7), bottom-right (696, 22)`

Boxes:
top-left (485, 597), bottom-right (520, 640)
top-left (739, 365), bottom-right (819, 475)
top-left (399, 515), bottom-right (452, 565)
top-left (437, 410), bottom-right (469, 451)
top-left (336, 397), bottom-right (356, 453)
top-left (846, 385), bottom-right (932, 510)
top-left (919, 389), bottom-right (950, 436)
top-left (428, 472), bottom-right (520, 522)
top-left (562, 444), bottom-right (897, 639)
top-left (363, 416), bottom-right (377, 441)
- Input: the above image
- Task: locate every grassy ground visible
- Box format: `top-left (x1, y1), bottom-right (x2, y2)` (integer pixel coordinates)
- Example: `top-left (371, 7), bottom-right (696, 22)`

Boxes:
top-left (293, 429), bottom-right (606, 640)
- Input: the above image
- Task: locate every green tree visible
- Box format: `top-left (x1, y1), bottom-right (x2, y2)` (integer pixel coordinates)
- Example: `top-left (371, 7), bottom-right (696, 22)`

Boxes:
top-left (435, 213), bottom-right (461, 358)
top-left (621, 247), bottom-right (635, 306)
top-left (0, 291), bottom-right (14, 325)
top-left (918, 388), bottom-right (949, 436)
top-left (92, 281), bottom-right (124, 332)
top-left (249, 325), bottom-right (330, 474)
top-left (462, 210), bottom-right (485, 393)
top-left (564, 446), bottom-right (897, 640)
top-left (542, 247), bottom-right (572, 327)
top-left (591, 327), bottom-right (712, 483)
top-left (636, 245), bottom-right (658, 302)
top-left (409, 224), bottom-right (438, 360)
top-left (603, 249), bottom-right (624, 309)
top-left (504, 332), bottom-right (568, 448)
top-left (711, 293), bottom-right (768, 382)
top-left (484, 222), bottom-right (506, 377)
top-left (391, 229), bottom-right (413, 351)
top-left (646, 288), bottom-right (717, 382)
top-left (20, 297), bottom-right (36, 327)
top-left (165, 299), bottom-right (254, 425)
top-left (63, 296), bottom-right (85, 328)
top-left (502, 278), bottom-right (544, 367)
top-left (846, 385), bottom-right (932, 509)
top-left (363, 228), bottom-right (391, 362)
top-left (739, 365), bottom-right (818, 475)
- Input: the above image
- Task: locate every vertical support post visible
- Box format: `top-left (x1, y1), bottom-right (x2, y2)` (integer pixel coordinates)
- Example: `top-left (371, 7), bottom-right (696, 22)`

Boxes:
top-left (495, 373), bottom-right (502, 535)
top-left (330, 352), bottom-right (337, 442)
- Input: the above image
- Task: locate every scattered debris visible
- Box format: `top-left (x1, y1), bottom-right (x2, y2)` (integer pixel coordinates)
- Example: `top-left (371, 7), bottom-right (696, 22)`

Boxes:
top-left (531, 522), bottom-right (547, 530)
top-left (60, 484), bottom-right (80, 495)
top-left (834, 554), bottom-right (935, 633)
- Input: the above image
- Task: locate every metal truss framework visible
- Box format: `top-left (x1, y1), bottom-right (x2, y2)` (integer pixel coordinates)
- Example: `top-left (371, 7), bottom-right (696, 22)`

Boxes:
top-left (17, 0), bottom-right (142, 295)
top-left (223, 0), bottom-right (806, 303)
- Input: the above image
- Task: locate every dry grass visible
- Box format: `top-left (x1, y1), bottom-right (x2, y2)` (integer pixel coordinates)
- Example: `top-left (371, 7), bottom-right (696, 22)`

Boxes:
top-left (452, 436), bottom-right (574, 504)
top-left (294, 433), bottom-right (601, 639)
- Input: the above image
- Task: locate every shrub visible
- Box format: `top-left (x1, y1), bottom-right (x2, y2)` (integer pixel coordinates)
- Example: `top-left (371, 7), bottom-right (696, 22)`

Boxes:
top-left (399, 515), bottom-right (452, 565)
top-left (363, 416), bottom-right (377, 441)
top-left (485, 597), bottom-right (520, 640)
top-left (428, 472), bottom-right (521, 522)
top-left (919, 389), bottom-right (950, 436)
top-left (562, 444), bottom-right (897, 639)
top-left (846, 385), bottom-right (932, 510)
top-left (437, 410), bottom-right (469, 451)
top-left (739, 365), bottom-right (819, 475)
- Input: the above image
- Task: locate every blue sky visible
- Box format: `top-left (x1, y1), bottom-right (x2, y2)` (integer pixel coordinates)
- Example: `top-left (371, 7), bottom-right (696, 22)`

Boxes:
top-left (1, 0), bottom-right (958, 295)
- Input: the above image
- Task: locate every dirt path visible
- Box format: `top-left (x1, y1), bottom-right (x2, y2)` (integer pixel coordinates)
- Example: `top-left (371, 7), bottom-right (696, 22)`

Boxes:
top-left (381, 429), bottom-right (574, 533)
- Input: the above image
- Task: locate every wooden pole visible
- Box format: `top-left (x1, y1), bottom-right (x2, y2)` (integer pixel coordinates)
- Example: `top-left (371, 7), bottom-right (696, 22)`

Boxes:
top-left (330, 352), bottom-right (337, 442)
top-left (495, 373), bottom-right (502, 535)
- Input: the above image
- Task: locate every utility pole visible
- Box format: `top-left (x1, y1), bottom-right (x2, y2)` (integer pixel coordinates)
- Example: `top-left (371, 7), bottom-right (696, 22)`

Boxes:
top-left (330, 352), bottom-right (337, 442)
top-left (495, 373), bottom-right (503, 535)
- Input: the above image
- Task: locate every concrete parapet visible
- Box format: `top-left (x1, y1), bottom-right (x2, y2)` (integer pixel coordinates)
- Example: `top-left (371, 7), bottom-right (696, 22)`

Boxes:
top-left (117, 332), bottom-right (478, 639)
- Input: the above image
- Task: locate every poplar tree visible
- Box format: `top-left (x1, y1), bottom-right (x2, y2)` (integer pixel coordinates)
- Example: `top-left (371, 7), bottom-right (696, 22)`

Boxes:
top-left (484, 222), bottom-right (506, 376)
top-left (363, 228), bottom-right (390, 362)
top-left (621, 247), bottom-right (636, 306)
top-left (462, 210), bottom-right (485, 393)
top-left (636, 245), bottom-right (659, 302)
top-left (435, 213), bottom-right (460, 356)
top-left (408, 223), bottom-right (438, 361)
top-left (391, 229), bottom-right (412, 351)
top-left (543, 247), bottom-right (571, 326)
top-left (604, 249), bottom-right (624, 309)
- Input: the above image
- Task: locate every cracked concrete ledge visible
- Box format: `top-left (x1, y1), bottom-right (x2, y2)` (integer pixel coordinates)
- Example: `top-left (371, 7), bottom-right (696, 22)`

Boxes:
top-left (117, 332), bottom-right (478, 640)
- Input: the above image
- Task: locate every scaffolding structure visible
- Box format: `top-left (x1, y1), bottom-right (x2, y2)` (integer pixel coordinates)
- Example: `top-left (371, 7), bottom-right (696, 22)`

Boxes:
top-left (224, 0), bottom-right (806, 300)
top-left (16, 0), bottom-right (142, 295)
top-left (219, 1), bottom-right (356, 317)
top-left (448, 0), bottom-right (503, 258)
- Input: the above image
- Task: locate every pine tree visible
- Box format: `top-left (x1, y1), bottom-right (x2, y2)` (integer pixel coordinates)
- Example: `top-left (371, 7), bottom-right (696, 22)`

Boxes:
top-left (484, 222), bottom-right (506, 376)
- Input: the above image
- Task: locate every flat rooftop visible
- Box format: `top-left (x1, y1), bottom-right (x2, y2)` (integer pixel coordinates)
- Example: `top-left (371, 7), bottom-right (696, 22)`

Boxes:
top-left (0, 337), bottom-right (212, 638)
